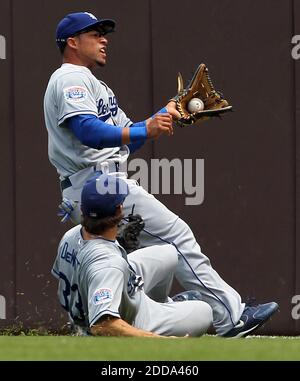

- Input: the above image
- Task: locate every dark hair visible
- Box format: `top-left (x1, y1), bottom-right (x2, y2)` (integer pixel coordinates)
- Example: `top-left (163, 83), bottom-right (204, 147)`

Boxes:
top-left (57, 42), bottom-right (67, 55)
top-left (81, 210), bottom-right (124, 235)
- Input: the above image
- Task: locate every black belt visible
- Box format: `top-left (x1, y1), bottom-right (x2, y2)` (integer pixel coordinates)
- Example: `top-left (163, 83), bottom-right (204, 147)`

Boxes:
top-left (60, 177), bottom-right (72, 191)
top-left (60, 163), bottom-right (121, 192)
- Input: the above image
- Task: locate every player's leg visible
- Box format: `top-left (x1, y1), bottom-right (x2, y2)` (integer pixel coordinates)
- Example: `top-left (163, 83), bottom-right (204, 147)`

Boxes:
top-left (135, 294), bottom-right (213, 337)
top-left (62, 186), bottom-right (82, 224)
top-left (128, 244), bottom-right (178, 302)
top-left (122, 181), bottom-right (244, 336)
top-left (60, 168), bottom-right (101, 224)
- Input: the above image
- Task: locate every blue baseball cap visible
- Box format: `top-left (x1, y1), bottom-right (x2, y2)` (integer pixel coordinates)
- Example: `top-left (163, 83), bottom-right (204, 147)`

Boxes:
top-left (81, 173), bottom-right (129, 218)
top-left (56, 12), bottom-right (115, 44)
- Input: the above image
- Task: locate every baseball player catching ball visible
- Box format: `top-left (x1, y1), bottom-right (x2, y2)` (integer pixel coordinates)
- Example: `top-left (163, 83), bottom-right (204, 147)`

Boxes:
top-left (52, 173), bottom-right (213, 337)
top-left (44, 11), bottom-right (278, 337)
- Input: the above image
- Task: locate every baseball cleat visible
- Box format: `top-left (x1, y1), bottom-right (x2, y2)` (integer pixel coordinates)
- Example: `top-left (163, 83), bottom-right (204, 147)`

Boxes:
top-left (222, 301), bottom-right (279, 338)
top-left (171, 290), bottom-right (203, 302)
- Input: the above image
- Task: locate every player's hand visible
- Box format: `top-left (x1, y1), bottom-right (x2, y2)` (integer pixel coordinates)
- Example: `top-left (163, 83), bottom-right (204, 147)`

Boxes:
top-left (146, 113), bottom-right (173, 139)
top-left (166, 101), bottom-right (181, 120)
top-left (57, 198), bottom-right (77, 223)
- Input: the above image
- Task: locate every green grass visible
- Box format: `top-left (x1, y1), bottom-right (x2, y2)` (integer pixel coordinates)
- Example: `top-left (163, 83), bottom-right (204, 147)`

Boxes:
top-left (0, 335), bottom-right (300, 360)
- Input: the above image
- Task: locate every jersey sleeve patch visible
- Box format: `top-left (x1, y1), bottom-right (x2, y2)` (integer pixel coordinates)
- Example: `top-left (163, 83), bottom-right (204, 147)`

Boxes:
top-left (63, 86), bottom-right (88, 103)
top-left (92, 288), bottom-right (113, 305)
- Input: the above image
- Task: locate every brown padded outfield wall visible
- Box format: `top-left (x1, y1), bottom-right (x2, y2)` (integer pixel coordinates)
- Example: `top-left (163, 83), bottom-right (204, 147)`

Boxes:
top-left (0, 0), bottom-right (298, 335)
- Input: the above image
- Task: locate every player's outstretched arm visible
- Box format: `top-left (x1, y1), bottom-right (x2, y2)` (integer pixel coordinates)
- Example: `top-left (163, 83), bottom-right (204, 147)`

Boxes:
top-left (67, 113), bottom-right (174, 150)
top-left (90, 315), bottom-right (177, 338)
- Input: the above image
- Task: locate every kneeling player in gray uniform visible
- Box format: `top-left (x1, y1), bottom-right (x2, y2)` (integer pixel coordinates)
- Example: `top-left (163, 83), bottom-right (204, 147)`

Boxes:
top-left (51, 173), bottom-right (213, 337)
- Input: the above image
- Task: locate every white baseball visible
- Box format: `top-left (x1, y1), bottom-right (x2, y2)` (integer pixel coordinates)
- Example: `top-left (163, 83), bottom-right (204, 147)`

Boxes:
top-left (187, 98), bottom-right (204, 113)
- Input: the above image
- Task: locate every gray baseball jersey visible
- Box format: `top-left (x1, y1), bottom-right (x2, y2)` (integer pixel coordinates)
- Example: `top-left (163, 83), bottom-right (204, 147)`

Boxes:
top-left (52, 225), bottom-right (143, 328)
top-left (51, 225), bottom-right (213, 336)
top-left (44, 63), bottom-right (132, 179)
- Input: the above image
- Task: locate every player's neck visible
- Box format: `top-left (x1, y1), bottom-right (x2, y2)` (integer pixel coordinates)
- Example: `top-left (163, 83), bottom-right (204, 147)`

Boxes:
top-left (63, 57), bottom-right (90, 69)
top-left (82, 226), bottom-right (118, 242)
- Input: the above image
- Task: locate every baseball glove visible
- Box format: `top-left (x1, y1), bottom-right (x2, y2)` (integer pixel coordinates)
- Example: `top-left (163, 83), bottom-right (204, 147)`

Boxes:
top-left (117, 214), bottom-right (145, 253)
top-left (170, 63), bottom-right (233, 127)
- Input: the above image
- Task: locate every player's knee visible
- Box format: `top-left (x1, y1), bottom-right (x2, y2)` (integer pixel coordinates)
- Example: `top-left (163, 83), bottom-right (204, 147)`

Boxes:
top-left (192, 301), bottom-right (213, 336)
top-left (176, 217), bottom-right (192, 232)
top-left (163, 245), bottom-right (178, 269)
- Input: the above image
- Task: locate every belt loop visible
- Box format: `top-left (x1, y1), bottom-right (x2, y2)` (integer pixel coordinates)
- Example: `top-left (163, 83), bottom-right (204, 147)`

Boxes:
top-left (115, 162), bottom-right (120, 172)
